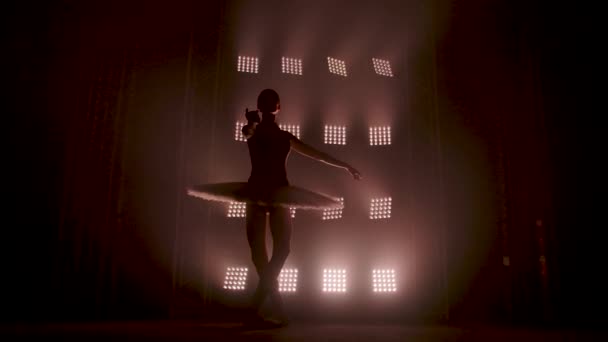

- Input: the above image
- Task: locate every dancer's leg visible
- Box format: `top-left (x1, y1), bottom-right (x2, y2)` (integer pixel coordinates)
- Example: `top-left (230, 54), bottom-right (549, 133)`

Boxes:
top-left (264, 207), bottom-right (292, 319)
top-left (246, 203), bottom-right (268, 312)
top-left (255, 207), bottom-right (291, 288)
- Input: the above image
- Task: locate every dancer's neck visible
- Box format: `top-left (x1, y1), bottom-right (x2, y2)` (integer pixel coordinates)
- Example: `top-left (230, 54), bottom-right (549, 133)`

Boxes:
top-left (261, 112), bottom-right (276, 123)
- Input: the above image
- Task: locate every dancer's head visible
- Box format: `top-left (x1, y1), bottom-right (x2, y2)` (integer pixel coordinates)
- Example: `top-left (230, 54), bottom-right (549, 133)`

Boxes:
top-left (257, 89), bottom-right (280, 114)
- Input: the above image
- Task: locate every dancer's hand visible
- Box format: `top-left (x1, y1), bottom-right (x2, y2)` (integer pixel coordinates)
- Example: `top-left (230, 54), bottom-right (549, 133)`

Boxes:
top-left (347, 166), bottom-right (362, 180)
top-left (246, 109), bottom-right (260, 123)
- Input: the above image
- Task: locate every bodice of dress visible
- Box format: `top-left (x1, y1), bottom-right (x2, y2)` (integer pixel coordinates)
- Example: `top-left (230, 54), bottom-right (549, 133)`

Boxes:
top-left (246, 112), bottom-right (294, 189)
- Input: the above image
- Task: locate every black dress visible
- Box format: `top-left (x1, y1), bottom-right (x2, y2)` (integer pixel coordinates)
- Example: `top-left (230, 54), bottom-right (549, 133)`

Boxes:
top-left (187, 113), bottom-right (342, 210)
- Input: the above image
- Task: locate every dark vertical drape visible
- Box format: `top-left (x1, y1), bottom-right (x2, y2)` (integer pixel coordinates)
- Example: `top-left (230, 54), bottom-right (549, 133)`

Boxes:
top-left (432, 0), bottom-right (569, 324)
top-left (6, 0), bottom-right (223, 322)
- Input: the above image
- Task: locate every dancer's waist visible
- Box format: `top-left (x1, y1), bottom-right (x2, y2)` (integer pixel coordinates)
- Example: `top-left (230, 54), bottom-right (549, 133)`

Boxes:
top-left (247, 176), bottom-right (289, 189)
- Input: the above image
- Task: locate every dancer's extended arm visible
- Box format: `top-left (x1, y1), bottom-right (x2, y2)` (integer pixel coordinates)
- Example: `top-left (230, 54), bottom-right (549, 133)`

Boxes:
top-left (242, 109), bottom-right (261, 139)
top-left (290, 137), bottom-right (362, 180)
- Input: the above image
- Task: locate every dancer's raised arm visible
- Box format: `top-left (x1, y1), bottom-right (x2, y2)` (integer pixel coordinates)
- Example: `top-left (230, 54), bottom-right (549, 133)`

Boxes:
top-left (242, 108), bottom-right (261, 139)
top-left (290, 136), bottom-right (362, 180)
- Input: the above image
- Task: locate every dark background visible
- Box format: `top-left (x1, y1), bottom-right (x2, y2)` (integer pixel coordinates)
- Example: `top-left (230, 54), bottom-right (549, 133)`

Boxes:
top-left (4, 0), bottom-right (602, 327)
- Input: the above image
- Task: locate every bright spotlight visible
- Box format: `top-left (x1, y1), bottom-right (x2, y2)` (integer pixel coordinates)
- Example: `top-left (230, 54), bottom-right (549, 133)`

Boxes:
top-left (281, 57), bottom-right (303, 75)
top-left (235, 120), bottom-right (248, 142)
top-left (290, 207), bottom-right (296, 218)
top-left (278, 268), bottom-right (299, 293)
top-left (327, 57), bottom-right (347, 77)
top-left (372, 58), bottom-right (393, 77)
top-left (370, 197), bottom-right (392, 219)
top-left (369, 126), bottom-right (392, 146)
top-left (227, 202), bottom-right (246, 218)
top-left (237, 56), bottom-right (259, 74)
top-left (324, 125), bottom-right (347, 145)
top-left (322, 198), bottom-right (344, 220)
top-left (372, 269), bottom-right (397, 293)
top-left (223, 267), bottom-right (249, 290)
top-left (279, 124), bottom-right (301, 139)
top-left (322, 268), bottom-right (347, 293)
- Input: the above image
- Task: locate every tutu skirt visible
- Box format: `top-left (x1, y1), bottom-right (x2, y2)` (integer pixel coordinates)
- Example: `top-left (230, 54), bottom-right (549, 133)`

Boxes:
top-left (187, 182), bottom-right (343, 210)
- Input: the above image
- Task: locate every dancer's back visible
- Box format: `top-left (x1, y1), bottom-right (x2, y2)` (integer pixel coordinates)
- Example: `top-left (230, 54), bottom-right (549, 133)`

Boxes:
top-left (246, 112), bottom-right (294, 190)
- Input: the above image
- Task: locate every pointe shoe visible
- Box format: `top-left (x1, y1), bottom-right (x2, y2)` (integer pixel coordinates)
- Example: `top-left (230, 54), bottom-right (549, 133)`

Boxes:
top-left (268, 291), bottom-right (289, 325)
top-left (272, 316), bottom-right (290, 327)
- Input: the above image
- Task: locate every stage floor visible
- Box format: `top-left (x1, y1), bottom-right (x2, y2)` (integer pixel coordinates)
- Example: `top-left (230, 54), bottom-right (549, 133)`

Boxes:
top-left (2, 320), bottom-right (608, 341)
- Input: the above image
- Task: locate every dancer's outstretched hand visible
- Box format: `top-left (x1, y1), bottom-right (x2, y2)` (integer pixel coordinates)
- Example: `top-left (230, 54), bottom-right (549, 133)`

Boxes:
top-left (245, 109), bottom-right (260, 123)
top-left (347, 166), bottom-right (362, 180)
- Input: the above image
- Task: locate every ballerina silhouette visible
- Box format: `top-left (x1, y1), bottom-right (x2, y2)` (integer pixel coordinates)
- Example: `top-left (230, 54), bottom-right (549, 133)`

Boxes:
top-left (188, 89), bottom-right (361, 327)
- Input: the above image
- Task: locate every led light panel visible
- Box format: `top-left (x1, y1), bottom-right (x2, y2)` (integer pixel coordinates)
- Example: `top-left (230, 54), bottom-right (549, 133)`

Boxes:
top-left (279, 124), bottom-right (301, 139)
top-left (372, 269), bottom-right (397, 293)
top-left (324, 125), bottom-right (347, 145)
top-left (223, 267), bottom-right (248, 290)
top-left (278, 268), bottom-right (299, 292)
top-left (281, 57), bottom-right (303, 75)
top-left (372, 58), bottom-right (393, 77)
top-left (328, 57), bottom-right (347, 77)
top-left (323, 268), bottom-right (347, 293)
top-left (322, 198), bottom-right (344, 220)
top-left (235, 120), bottom-right (248, 142)
top-left (228, 202), bottom-right (246, 218)
top-left (369, 126), bottom-right (391, 146)
top-left (238, 56), bottom-right (259, 73)
top-left (370, 197), bottom-right (392, 219)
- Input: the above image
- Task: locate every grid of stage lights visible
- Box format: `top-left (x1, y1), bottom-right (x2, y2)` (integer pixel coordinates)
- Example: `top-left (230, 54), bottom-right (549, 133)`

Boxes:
top-left (237, 56), bottom-right (259, 74)
top-left (370, 197), bottom-right (392, 219)
top-left (223, 267), bottom-right (248, 290)
top-left (227, 202), bottom-right (246, 218)
top-left (369, 126), bottom-right (392, 146)
top-left (372, 58), bottom-right (393, 77)
top-left (323, 269), bottom-right (347, 293)
top-left (281, 57), bottom-right (303, 75)
top-left (290, 207), bottom-right (296, 218)
top-left (324, 125), bottom-right (347, 145)
top-left (327, 57), bottom-right (347, 77)
top-left (372, 269), bottom-right (397, 293)
top-left (278, 268), bottom-right (299, 292)
top-left (235, 120), bottom-right (248, 142)
top-left (279, 124), bottom-right (301, 139)
top-left (322, 198), bottom-right (344, 220)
